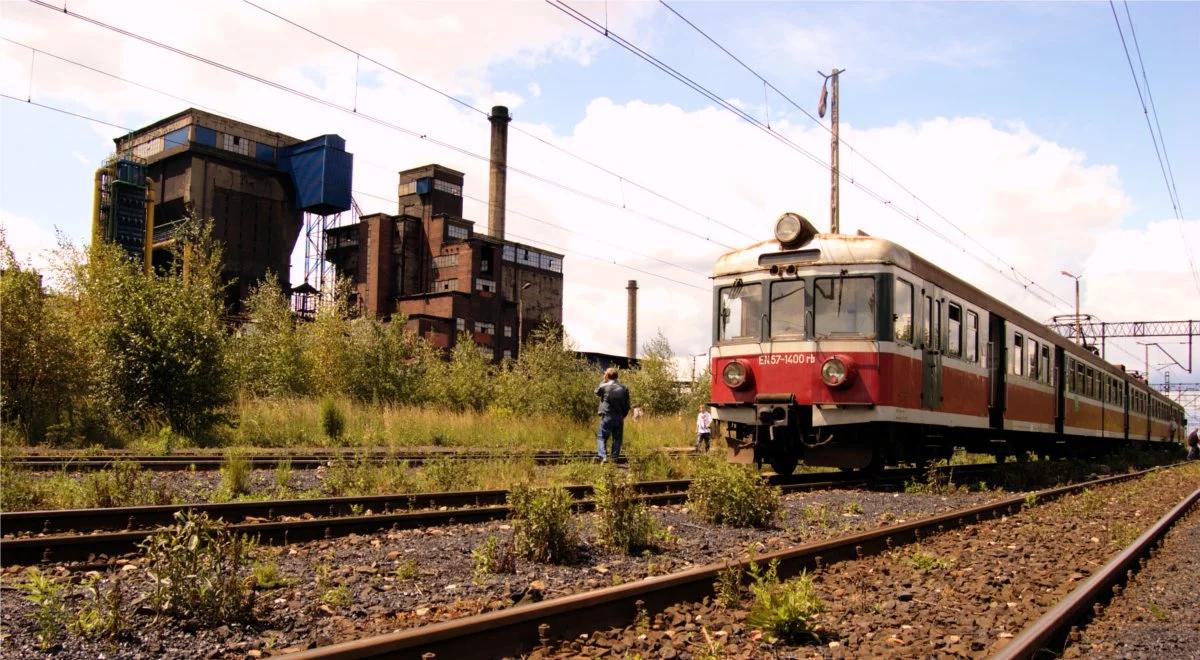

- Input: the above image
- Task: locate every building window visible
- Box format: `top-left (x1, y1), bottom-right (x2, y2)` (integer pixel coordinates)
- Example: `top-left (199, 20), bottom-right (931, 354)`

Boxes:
top-left (432, 278), bottom-right (457, 292)
top-left (432, 254), bottom-right (458, 268)
top-left (545, 256), bottom-right (562, 273)
top-left (398, 181), bottom-right (417, 196)
top-left (447, 224), bottom-right (469, 240)
top-left (503, 245), bottom-right (515, 262)
top-left (193, 125), bottom-right (217, 147)
top-left (476, 278), bottom-right (496, 293)
top-left (164, 126), bottom-right (190, 150)
top-left (456, 318), bottom-right (465, 331)
top-left (503, 325), bottom-right (512, 338)
top-left (255, 143), bottom-right (275, 162)
top-left (222, 133), bottom-right (250, 156)
top-left (433, 179), bottom-right (462, 196)
top-left (475, 322), bottom-right (495, 335)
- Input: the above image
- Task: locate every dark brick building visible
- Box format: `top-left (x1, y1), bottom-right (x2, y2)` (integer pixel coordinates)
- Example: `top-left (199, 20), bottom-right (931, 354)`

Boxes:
top-left (325, 164), bottom-right (563, 360)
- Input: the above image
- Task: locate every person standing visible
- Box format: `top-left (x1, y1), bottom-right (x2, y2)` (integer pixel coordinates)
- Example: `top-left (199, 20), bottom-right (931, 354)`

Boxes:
top-left (595, 367), bottom-right (631, 462)
top-left (1187, 428), bottom-right (1199, 461)
top-left (695, 406), bottom-right (713, 453)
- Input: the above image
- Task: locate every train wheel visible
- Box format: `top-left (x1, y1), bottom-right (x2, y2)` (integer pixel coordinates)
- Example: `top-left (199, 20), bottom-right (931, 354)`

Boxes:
top-left (769, 453), bottom-right (799, 476)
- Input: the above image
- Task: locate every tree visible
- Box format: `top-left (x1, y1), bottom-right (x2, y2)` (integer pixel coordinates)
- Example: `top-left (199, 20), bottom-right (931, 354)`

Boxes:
top-left (624, 330), bottom-right (683, 415)
top-left (231, 274), bottom-right (307, 398)
top-left (343, 314), bottom-right (439, 405)
top-left (493, 324), bottom-right (599, 422)
top-left (433, 333), bottom-right (495, 412)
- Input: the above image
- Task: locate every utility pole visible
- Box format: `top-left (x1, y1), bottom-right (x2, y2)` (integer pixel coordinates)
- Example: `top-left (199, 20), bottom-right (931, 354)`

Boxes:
top-left (819, 68), bottom-right (845, 234)
top-left (1060, 270), bottom-right (1083, 346)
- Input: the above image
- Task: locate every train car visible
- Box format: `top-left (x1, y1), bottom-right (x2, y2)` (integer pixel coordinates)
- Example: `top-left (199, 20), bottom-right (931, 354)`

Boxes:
top-left (708, 213), bottom-right (1186, 473)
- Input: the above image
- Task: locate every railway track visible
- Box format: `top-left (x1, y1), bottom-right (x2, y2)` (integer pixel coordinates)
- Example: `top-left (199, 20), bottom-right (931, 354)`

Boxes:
top-left (995, 482), bottom-right (1200, 660)
top-left (0, 464), bottom-right (997, 566)
top-left (277, 463), bottom-right (1183, 660)
top-left (2, 449), bottom-right (693, 472)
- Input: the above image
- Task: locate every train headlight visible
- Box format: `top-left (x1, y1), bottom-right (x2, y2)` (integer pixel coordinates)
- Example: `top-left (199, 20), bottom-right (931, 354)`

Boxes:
top-left (722, 361), bottom-right (752, 389)
top-left (820, 356), bottom-right (853, 388)
top-left (774, 212), bottom-right (817, 247)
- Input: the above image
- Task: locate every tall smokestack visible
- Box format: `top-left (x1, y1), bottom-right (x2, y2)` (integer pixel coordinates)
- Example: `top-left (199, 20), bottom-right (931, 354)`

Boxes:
top-left (626, 280), bottom-right (638, 359)
top-left (487, 105), bottom-right (510, 240)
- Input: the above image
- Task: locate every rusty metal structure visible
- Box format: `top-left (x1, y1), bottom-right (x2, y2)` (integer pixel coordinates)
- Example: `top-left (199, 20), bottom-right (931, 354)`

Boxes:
top-left (1046, 318), bottom-right (1197, 372)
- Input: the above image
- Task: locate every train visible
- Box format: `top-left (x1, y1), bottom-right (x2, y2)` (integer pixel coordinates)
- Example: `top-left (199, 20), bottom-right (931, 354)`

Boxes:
top-left (708, 213), bottom-right (1188, 474)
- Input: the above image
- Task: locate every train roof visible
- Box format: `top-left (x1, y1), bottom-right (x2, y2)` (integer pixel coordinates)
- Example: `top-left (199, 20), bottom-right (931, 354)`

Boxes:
top-left (714, 233), bottom-right (1182, 407)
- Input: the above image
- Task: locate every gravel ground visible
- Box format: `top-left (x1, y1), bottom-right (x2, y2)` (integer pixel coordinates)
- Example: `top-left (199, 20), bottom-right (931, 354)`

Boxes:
top-left (23, 468), bottom-right (325, 505)
top-left (529, 464), bottom-right (1200, 659)
top-left (0, 487), bottom-right (998, 658)
top-left (1064, 504), bottom-right (1200, 659)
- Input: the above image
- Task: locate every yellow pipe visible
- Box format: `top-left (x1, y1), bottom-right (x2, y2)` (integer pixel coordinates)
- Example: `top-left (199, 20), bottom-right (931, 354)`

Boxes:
top-left (143, 176), bottom-right (156, 275)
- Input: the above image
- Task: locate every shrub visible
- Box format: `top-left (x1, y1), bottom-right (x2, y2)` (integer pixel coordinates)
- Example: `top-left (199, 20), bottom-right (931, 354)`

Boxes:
top-left (139, 511), bottom-right (255, 626)
top-left (320, 398), bottom-right (346, 440)
top-left (472, 534), bottom-right (517, 581)
top-left (593, 468), bottom-right (665, 554)
top-left (322, 457), bottom-right (413, 497)
top-left (423, 456), bottom-right (469, 492)
top-left (219, 448), bottom-right (253, 498)
top-left (745, 561), bottom-right (823, 644)
top-left (81, 460), bottom-right (171, 508)
top-left (687, 459), bottom-right (779, 527)
top-left (509, 484), bottom-right (579, 564)
top-left (21, 567), bottom-right (68, 650)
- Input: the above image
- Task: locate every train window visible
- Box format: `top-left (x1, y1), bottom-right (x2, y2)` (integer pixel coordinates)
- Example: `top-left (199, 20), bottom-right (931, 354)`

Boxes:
top-left (1085, 367), bottom-right (1094, 399)
top-left (1012, 333), bottom-right (1024, 376)
top-left (893, 279), bottom-right (914, 344)
top-left (1027, 337), bottom-right (1038, 381)
top-left (946, 303), bottom-right (962, 358)
top-left (718, 282), bottom-right (763, 342)
top-left (769, 280), bottom-right (806, 338)
top-left (923, 295), bottom-right (933, 348)
top-left (966, 311), bottom-right (979, 363)
top-left (1076, 362), bottom-right (1085, 395)
top-left (813, 277), bottom-right (876, 338)
top-left (1040, 346), bottom-right (1050, 385)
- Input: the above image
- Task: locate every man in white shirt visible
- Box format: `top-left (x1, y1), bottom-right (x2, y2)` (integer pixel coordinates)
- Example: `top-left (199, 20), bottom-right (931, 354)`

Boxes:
top-left (695, 406), bottom-right (713, 453)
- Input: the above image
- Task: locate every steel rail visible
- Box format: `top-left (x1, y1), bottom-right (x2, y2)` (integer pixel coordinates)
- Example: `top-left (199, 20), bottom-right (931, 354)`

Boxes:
top-left (993, 484), bottom-right (1200, 660)
top-left (2, 466), bottom-right (975, 565)
top-left (284, 464), bottom-right (1180, 660)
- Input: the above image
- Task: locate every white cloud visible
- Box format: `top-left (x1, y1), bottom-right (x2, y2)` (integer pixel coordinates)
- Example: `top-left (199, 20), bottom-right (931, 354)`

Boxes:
top-left (0, 210), bottom-right (58, 273)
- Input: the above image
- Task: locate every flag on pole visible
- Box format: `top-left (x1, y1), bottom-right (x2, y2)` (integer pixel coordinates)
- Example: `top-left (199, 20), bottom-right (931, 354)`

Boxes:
top-left (818, 79), bottom-right (828, 118)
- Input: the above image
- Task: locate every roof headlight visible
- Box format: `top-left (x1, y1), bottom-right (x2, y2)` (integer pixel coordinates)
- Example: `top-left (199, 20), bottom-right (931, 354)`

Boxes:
top-left (774, 212), bottom-right (817, 248)
top-left (722, 360), bottom-right (751, 389)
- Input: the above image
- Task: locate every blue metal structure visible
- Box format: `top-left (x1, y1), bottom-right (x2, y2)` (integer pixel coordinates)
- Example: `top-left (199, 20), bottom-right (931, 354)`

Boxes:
top-left (279, 134), bottom-right (353, 215)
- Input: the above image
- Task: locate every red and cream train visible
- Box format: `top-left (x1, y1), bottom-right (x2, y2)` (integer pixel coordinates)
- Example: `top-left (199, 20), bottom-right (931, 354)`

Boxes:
top-left (708, 213), bottom-right (1187, 474)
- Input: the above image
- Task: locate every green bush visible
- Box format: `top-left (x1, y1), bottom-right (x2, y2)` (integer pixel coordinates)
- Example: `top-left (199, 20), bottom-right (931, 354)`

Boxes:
top-left (687, 459), bottom-right (779, 527)
top-left (746, 562), bottom-right (824, 644)
top-left (472, 534), bottom-right (517, 581)
top-left (21, 567), bottom-right (68, 650)
top-left (321, 457), bottom-right (413, 497)
top-left (218, 448), bottom-right (253, 499)
top-left (622, 331), bottom-right (684, 415)
top-left (139, 511), bottom-right (255, 626)
top-left (72, 573), bottom-right (127, 639)
top-left (593, 468), bottom-right (665, 554)
top-left (492, 325), bottom-right (599, 422)
top-left (509, 484), bottom-right (579, 564)
top-left (81, 460), bottom-right (171, 508)
top-left (320, 398), bottom-right (346, 440)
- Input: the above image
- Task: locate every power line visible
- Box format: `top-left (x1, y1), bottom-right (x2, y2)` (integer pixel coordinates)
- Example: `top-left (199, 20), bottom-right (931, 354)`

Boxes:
top-left (1107, 0), bottom-right (1200, 297)
top-left (656, 0), bottom-right (1076, 310)
top-left (23, 0), bottom-right (739, 253)
top-left (547, 0), bottom-right (1073, 313)
top-left (238, 0), bottom-right (758, 243)
top-left (0, 92), bottom-right (709, 294)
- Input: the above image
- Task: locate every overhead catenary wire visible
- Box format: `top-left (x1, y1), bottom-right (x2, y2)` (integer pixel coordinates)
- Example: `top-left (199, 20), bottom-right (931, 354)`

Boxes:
top-left (0, 93), bottom-right (705, 297)
top-left (23, 0), bottom-right (738, 253)
top-left (546, 0), bottom-right (1073, 314)
top-left (656, 0), bottom-right (1076, 310)
top-left (1108, 0), bottom-right (1199, 298)
top-left (238, 0), bottom-right (758, 243)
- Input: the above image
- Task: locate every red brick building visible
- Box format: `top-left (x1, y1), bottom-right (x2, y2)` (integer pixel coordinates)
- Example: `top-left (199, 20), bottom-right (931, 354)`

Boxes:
top-left (326, 164), bottom-right (563, 360)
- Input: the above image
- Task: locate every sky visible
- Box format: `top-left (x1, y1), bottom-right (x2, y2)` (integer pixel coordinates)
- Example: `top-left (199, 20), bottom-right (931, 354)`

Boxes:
top-left (0, 0), bottom-right (1197, 415)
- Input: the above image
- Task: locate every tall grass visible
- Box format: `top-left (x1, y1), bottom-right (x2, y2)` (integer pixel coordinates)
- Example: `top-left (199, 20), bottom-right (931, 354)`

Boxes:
top-left (226, 397), bottom-right (694, 451)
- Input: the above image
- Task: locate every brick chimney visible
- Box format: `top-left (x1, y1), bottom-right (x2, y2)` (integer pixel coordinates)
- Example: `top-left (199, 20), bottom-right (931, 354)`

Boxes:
top-left (487, 106), bottom-right (510, 240)
top-left (626, 280), bottom-right (638, 359)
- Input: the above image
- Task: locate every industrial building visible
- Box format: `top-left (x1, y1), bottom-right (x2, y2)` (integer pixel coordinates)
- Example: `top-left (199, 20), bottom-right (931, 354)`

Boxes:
top-left (100, 108), bottom-right (353, 312)
top-left (324, 107), bottom-right (564, 360)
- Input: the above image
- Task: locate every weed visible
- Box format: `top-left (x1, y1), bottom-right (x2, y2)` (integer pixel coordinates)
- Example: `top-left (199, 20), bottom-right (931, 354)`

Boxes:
top-left (1148, 602), bottom-right (1169, 622)
top-left (320, 398), bottom-right (346, 440)
top-left (745, 560), bottom-right (824, 644)
top-left (714, 562), bottom-right (744, 608)
top-left (908, 548), bottom-right (953, 572)
top-left (139, 511), bottom-right (255, 626)
top-left (322, 456), bottom-right (414, 497)
top-left (273, 458), bottom-right (292, 491)
top-left (423, 456), bottom-right (471, 492)
top-left (219, 448), bottom-right (253, 499)
top-left (472, 535), bottom-right (517, 581)
top-left (81, 460), bottom-right (171, 508)
top-left (509, 484), bottom-right (579, 564)
top-left (633, 601), bottom-right (649, 633)
top-left (802, 503), bottom-right (832, 529)
top-left (694, 626), bottom-right (726, 660)
top-left (21, 567), bottom-right (68, 650)
top-left (1061, 487), bottom-right (1108, 519)
top-left (251, 561), bottom-right (290, 590)
top-left (1023, 492), bottom-right (1038, 509)
top-left (1110, 521), bottom-right (1141, 548)
top-left (394, 558), bottom-right (420, 581)
top-left (349, 503), bottom-right (365, 516)
top-left (903, 467), bottom-right (966, 495)
top-left (314, 564), bottom-right (350, 606)
top-left (593, 468), bottom-right (667, 554)
top-left (73, 573), bottom-right (127, 639)
top-left (842, 500), bottom-right (864, 515)
top-left (687, 458), bottom-right (779, 527)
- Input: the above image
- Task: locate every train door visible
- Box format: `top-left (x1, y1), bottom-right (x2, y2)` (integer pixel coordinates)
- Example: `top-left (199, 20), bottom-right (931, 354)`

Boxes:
top-left (988, 313), bottom-right (1006, 430)
top-left (921, 291), bottom-right (942, 410)
top-left (1123, 381), bottom-right (1130, 439)
top-left (1054, 345), bottom-right (1065, 434)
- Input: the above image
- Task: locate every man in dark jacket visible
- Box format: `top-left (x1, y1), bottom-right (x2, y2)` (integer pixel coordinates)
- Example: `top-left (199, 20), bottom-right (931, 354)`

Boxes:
top-left (595, 367), bottom-right (631, 462)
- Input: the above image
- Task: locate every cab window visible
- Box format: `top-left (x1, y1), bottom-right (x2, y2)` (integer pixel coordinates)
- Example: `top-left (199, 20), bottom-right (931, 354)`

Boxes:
top-left (813, 277), bottom-right (876, 338)
top-left (769, 280), bottom-right (806, 338)
top-left (717, 283), bottom-right (763, 342)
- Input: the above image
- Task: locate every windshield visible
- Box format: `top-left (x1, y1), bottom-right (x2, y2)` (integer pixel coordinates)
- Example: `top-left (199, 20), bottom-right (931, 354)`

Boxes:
top-left (718, 283), bottom-right (763, 342)
top-left (813, 276), bottom-right (876, 338)
top-left (770, 280), bottom-right (806, 338)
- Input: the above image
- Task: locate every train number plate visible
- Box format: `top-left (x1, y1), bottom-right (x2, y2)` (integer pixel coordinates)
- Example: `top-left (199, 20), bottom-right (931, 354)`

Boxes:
top-left (757, 353), bottom-right (817, 366)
